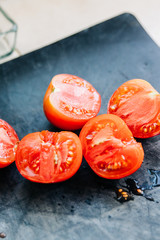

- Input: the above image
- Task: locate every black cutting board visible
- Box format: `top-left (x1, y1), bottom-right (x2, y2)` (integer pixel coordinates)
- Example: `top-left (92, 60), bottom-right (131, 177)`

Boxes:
top-left (0, 13), bottom-right (160, 240)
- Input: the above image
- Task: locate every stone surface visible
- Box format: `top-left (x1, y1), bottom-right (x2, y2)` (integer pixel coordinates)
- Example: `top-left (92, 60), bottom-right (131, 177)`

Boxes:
top-left (0, 13), bottom-right (160, 240)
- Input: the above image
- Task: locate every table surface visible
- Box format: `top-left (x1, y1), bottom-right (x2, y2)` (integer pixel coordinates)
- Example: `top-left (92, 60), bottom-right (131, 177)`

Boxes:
top-left (0, 13), bottom-right (160, 240)
top-left (0, 0), bottom-right (160, 64)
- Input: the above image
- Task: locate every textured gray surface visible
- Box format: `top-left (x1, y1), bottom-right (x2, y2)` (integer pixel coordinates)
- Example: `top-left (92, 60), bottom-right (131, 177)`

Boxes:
top-left (0, 13), bottom-right (160, 240)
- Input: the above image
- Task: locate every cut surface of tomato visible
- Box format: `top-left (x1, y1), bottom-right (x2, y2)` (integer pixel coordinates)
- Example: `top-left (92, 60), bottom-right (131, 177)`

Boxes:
top-left (0, 119), bottom-right (19, 168)
top-left (107, 79), bottom-right (160, 138)
top-left (43, 74), bottom-right (101, 130)
top-left (79, 114), bottom-right (144, 179)
top-left (15, 130), bottom-right (82, 183)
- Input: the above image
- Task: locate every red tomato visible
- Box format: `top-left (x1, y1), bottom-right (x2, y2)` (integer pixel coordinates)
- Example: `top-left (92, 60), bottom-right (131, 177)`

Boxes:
top-left (0, 119), bottom-right (19, 168)
top-left (15, 130), bottom-right (82, 183)
top-left (79, 114), bottom-right (144, 179)
top-left (107, 79), bottom-right (160, 138)
top-left (43, 74), bottom-right (101, 130)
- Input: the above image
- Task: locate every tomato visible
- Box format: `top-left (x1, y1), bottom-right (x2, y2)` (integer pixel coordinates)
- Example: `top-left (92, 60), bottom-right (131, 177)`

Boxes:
top-left (79, 114), bottom-right (144, 179)
top-left (0, 119), bottom-right (19, 168)
top-left (107, 79), bottom-right (160, 138)
top-left (43, 74), bottom-right (101, 130)
top-left (15, 130), bottom-right (82, 183)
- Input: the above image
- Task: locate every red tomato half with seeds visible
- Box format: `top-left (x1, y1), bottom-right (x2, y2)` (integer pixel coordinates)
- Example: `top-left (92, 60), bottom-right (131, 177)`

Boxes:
top-left (107, 79), bottom-right (160, 138)
top-left (15, 130), bottom-right (82, 183)
top-left (79, 114), bottom-right (144, 179)
top-left (43, 74), bottom-right (101, 130)
top-left (0, 119), bottom-right (19, 168)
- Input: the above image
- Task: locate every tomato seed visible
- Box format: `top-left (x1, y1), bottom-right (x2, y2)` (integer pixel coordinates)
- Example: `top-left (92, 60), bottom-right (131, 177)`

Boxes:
top-left (110, 105), bottom-right (117, 111)
top-left (110, 122), bottom-right (115, 128)
top-left (123, 194), bottom-right (128, 198)
top-left (123, 162), bottom-right (128, 167)
top-left (86, 135), bottom-right (93, 140)
top-left (118, 162), bottom-right (121, 167)
top-left (99, 163), bottom-right (105, 169)
top-left (69, 106), bottom-right (73, 111)
top-left (35, 167), bottom-right (39, 172)
top-left (143, 128), bottom-right (148, 133)
top-left (68, 151), bottom-right (73, 157)
top-left (66, 161), bottom-right (70, 165)
top-left (114, 162), bottom-right (118, 168)
top-left (91, 131), bottom-right (97, 136)
top-left (69, 146), bottom-right (74, 151)
top-left (65, 105), bottom-right (70, 110)
top-left (157, 121), bottom-right (160, 127)
top-left (123, 86), bottom-right (128, 92)
top-left (76, 109), bottom-right (81, 115)
top-left (107, 165), bottom-right (112, 170)
top-left (121, 155), bottom-right (125, 160)
top-left (67, 157), bottom-right (73, 162)
top-left (153, 123), bottom-right (158, 129)
top-left (122, 191), bottom-right (126, 195)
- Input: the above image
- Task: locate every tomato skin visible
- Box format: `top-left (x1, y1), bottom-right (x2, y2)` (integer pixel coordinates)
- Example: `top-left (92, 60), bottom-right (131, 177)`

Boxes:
top-left (0, 119), bottom-right (19, 168)
top-left (43, 74), bottom-right (101, 130)
top-left (79, 114), bottom-right (144, 179)
top-left (107, 79), bottom-right (160, 138)
top-left (15, 130), bottom-right (82, 183)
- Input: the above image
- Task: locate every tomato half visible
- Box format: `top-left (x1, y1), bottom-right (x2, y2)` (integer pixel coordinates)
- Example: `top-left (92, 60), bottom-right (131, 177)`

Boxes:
top-left (79, 114), bottom-right (144, 179)
top-left (0, 119), bottom-right (19, 168)
top-left (107, 79), bottom-right (160, 138)
top-left (15, 130), bottom-right (82, 183)
top-left (43, 74), bottom-right (101, 130)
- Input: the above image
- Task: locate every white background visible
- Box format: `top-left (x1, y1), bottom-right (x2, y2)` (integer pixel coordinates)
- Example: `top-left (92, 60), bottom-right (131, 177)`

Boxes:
top-left (0, 0), bottom-right (160, 63)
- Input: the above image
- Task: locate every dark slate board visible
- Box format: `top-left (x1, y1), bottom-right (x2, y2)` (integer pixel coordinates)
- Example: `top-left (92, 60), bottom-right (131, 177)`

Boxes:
top-left (0, 13), bottom-right (160, 240)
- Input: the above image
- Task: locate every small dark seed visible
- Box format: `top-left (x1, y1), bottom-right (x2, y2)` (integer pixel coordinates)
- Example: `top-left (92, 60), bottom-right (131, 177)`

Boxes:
top-left (0, 232), bottom-right (6, 238)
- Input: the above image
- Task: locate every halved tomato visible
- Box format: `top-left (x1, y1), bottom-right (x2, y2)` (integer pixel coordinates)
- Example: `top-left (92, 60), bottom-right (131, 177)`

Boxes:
top-left (15, 130), bottom-right (82, 183)
top-left (0, 119), bottom-right (19, 168)
top-left (107, 79), bottom-right (160, 138)
top-left (43, 74), bottom-right (101, 130)
top-left (79, 114), bottom-right (144, 179)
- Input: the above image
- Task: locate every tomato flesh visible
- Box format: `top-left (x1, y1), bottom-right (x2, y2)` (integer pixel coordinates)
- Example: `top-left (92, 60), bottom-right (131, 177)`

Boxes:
top-left (79, 114), bottom-right (144, 179)
top-left (0, 119), bottom-right (19, 168)
top-left (107, 79), bottom-right (160, 138)
top-left (43, 74), bottom-right (101, 130)
top-left (15, 130), bottom-right (82, 183)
